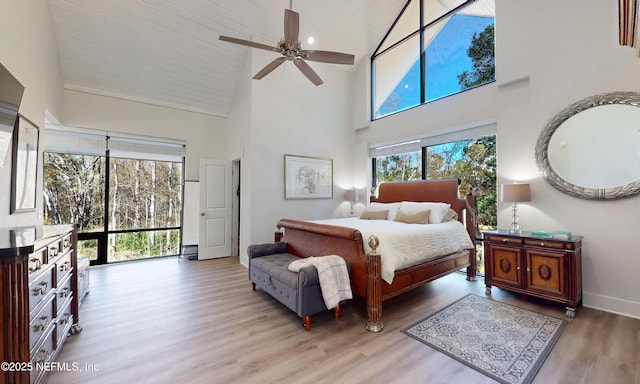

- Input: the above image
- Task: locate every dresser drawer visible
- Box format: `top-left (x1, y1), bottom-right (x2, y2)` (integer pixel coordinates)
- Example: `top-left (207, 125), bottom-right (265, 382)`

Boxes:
top-left (56, 296), bottom-right (74, 348)
top-left (28, 247), bottom-right (47, 273)
top-left (30, 324), bottom-right (56, 384)
top-left (56, 272), bottom-right (73, 306)
top-left (29, 266), bottom-right (54, 314)
top-left (55, 250), bottom-right (73, 285)
top-left (60, 232), bottom-right (73, 253)
top-left (523, 238), bottom-right (577, 250)
top-left (29, 294), bottom-right (55, 354)
top-left (48, 241), bottom-right (61, 260)
top-left (484, 234), bottom-right (523, 246)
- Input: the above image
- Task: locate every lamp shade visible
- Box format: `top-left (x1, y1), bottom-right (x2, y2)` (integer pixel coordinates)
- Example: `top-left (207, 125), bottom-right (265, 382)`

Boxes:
top-left (501, 183), bottom-right (531, 202)
top-left (344, 188), bottom-right (359, 202)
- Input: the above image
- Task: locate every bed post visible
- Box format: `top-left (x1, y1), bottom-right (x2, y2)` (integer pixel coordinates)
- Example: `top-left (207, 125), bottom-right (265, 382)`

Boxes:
top-left (365, 235), bottom-right (383, 333)
top-left (465, 190), bottom-right (478, 282)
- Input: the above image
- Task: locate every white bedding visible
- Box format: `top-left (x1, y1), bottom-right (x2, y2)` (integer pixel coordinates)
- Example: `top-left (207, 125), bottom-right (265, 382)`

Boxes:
top-left (309, 217), bottom-right (474, 284)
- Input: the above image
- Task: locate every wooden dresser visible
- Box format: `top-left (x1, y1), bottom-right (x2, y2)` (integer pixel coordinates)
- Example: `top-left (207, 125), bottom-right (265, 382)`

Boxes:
top-left (483, 230), bottom-right (583, 318)
top-left (0, 225), bottom-right (82, 384)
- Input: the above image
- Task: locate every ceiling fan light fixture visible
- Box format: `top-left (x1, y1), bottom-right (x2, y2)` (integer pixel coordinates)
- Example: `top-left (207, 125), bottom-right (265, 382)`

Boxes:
top-left (218, 7), bottom-right (354, 86)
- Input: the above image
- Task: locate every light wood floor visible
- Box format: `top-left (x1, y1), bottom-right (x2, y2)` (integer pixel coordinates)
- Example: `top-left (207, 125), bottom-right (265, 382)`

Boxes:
top-left (46, 256), bottom-right (639, 384)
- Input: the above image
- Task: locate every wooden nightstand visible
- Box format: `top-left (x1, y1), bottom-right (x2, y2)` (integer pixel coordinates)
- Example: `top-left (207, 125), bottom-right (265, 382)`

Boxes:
top-left (483, 230), bottom-right (583, 317)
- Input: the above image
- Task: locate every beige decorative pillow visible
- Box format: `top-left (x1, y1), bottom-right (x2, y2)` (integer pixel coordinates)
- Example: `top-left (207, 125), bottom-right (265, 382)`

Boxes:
top-left (360, 209), bottom-right (389, 220)
top-left (393, 209), bottom-right (430, 224)
top-left (399, 201), bottom-right (451, 223)
top-left (368, 202), bottom-right (401, 220)
top-left (442, 208), bottom-right (459, 222)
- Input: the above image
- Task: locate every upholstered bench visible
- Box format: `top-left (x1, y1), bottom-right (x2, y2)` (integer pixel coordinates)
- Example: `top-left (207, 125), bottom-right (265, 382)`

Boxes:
top-left (248, 242), bottom-right (343, 331)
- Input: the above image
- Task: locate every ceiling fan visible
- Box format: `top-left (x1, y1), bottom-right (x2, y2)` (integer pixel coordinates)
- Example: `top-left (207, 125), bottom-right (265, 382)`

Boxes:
top-left (218, 2), bottom-right (355, 86)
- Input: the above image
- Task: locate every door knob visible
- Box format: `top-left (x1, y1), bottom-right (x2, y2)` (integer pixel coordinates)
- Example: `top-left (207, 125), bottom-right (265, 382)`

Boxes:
top-left (200, 212), bottom-right (205, 216)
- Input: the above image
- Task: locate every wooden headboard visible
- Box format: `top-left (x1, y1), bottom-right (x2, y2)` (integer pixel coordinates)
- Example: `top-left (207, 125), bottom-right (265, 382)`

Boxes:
top-left (371, 178), bottom-right (467, 221)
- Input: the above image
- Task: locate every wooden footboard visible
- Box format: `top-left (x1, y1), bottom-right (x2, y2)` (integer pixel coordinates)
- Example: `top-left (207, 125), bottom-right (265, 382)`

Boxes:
top-left (276, 219), bottom-right (368, 297)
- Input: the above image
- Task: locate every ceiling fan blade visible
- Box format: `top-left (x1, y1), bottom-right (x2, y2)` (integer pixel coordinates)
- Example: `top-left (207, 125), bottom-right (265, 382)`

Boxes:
top-left (284, 9), bottom-right (299, 46)
top-left (219, 35), bottom-right (280, 53)
top-left (253, 57), bottom-right (287, 80)
top-left (301, 50), bottom-right (355, 65)
top-left (294, 59), bottom-right (323, 86)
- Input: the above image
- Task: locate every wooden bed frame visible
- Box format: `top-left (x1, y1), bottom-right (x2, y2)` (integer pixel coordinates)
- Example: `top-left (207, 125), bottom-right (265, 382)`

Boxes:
top-left (276, 178), bottom-right (477, 332)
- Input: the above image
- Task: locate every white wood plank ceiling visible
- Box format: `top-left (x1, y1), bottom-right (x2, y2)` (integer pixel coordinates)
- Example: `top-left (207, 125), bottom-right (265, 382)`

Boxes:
top-left (47, 0), bottom-right (407, 117)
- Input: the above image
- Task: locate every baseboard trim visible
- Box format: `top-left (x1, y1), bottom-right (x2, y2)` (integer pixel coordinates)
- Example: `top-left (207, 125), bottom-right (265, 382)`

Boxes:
top-left (583, 291), bottom-right (640, 320)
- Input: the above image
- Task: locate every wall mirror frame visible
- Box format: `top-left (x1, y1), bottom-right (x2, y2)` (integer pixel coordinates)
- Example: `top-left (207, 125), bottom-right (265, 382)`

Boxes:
top-left (535, 91), bottom-right (640, 200)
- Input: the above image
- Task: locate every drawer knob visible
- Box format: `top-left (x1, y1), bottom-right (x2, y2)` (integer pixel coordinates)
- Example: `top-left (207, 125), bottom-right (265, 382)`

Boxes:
top-left (32, 281), bottom-right (48, 296)
top-left (29, 257), bottom-right (42, 272)
top-left (32, 316), bottom-right (49, 332)
top-left (59, 261), bottom-right (71, 272)
top-left (59, 287), bottom-right (70, 298)
top-left (34, 349), bottom-right (52, 364)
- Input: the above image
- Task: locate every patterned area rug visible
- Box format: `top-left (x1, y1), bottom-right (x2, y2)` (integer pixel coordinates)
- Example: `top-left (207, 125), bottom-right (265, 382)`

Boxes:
top-left (402, 294), bottom-right (567, 384)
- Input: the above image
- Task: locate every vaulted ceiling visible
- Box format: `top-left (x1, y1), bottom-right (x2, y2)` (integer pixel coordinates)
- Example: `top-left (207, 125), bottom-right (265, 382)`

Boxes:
top-left (47, 0), bottom-right (407, 118)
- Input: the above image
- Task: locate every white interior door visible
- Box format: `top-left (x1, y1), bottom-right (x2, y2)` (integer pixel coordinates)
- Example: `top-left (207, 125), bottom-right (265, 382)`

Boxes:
top-left (198, 159), bottom-right (231, 259)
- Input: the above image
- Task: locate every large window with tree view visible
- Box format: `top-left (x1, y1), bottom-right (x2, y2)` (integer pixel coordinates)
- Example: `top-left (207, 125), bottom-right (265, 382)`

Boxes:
top-left (43, 130), bottom-right (185, 265)
top-left (372, 0), bottom-right (495, 119)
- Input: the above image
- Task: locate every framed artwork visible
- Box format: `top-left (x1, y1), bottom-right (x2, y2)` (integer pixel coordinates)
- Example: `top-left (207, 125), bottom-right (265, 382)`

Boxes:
top-left (11, 115), bottom-right (39, 213)
top-left (284, 154), bottom-right (333, 199)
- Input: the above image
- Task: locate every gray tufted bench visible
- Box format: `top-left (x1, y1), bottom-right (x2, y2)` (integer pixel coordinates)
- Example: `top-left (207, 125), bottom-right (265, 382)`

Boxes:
top-left (248, 242), bottom-right (343, 331)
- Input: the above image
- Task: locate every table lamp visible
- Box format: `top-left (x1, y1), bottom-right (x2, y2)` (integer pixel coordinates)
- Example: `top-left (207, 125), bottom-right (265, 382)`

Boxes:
top-left (501, 183), bottom-right (531, 234)
top-left (344, 188), bottom-right (359, 216)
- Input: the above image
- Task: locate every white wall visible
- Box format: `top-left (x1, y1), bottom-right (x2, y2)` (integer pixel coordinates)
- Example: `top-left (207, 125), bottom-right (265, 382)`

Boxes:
top-left (0, 0), bottom-right (64, 228)
top-left (228, 49), bottom-right (355, 266)
top-left (63, 90), bottom-right (227, 181)
top-left (353, 0), bottom-right (640, 319)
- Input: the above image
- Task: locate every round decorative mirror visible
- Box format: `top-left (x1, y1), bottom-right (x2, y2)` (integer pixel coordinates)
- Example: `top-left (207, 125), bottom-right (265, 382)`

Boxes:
top-left (535, 91), bottom-right (640, 200)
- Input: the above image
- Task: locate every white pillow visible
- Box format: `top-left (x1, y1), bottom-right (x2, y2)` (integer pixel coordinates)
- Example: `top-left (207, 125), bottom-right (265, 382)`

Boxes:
top-left (399, 201), bottom-right (451, 224)
top-left (367, 202), bottom-right (401, 220)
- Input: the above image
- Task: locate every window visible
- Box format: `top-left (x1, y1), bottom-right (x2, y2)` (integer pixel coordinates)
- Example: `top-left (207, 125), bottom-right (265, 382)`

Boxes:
top-left (107, 157), bottom-right (182, 262)
top-left (43, 127), bottom-right (185, 265)
top-left (372, 0), bottom-right (495, 119)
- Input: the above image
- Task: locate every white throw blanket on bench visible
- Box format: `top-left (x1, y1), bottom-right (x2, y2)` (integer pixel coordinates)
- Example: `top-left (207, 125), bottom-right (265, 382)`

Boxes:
top-left (288, 255), bottom-right (352, 310)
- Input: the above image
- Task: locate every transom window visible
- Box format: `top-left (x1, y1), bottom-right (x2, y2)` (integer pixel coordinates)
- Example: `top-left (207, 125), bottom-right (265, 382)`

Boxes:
top-left (372, 0), bottom-right (496, 120)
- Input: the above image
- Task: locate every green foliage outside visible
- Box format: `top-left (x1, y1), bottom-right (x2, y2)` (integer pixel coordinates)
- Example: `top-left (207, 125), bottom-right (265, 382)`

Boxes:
top-left (375, 152), bottom-right (422, 183)
top-left (457, 24), bottom-right (495, 90)
top-left (43, 153), bottom-right (105, 232)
